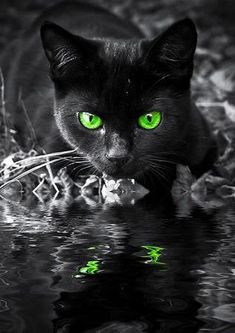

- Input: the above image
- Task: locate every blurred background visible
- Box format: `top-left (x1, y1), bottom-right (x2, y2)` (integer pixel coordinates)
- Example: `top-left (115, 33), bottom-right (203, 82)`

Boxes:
top-left (0, 0), bottom-right (234, 49)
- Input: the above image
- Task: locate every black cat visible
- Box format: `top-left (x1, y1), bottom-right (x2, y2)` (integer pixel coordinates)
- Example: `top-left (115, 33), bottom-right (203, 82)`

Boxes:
top-left (1, 2), bottom-right (217, 193)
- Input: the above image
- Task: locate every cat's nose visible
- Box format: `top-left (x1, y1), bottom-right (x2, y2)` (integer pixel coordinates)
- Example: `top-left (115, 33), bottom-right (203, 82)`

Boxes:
top-left (105, 153), bottom-right (131, 167)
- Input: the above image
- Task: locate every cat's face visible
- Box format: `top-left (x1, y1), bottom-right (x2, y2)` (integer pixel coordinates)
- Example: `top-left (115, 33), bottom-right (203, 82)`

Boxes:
top-left (41, 19), bottom-right (197, 180)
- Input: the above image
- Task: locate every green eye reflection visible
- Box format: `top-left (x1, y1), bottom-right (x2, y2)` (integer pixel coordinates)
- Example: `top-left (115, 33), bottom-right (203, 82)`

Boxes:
top-left (79, 112), bottom-right (103, 129)
top-left (138, 111), bottom-right (161, 130)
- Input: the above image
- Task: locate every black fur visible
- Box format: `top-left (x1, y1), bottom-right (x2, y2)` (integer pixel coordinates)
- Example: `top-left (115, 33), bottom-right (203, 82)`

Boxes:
top-left (1, 2), bottom-right (217, 193)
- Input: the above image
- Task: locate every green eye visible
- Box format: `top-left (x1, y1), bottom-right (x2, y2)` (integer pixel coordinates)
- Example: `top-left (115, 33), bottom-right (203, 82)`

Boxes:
top-left (138, 111), bottom-right (161, 130)
top-left (79, 112), bottom-right (103, 129)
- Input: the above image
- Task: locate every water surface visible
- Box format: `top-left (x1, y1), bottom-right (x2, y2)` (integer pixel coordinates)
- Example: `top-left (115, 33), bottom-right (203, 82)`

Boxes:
top-left (0, 193), bottom-right (234, 332)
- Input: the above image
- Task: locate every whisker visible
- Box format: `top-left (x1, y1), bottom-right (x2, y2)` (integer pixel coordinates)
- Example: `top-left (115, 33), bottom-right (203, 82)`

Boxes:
top-left (143, 153), bottom-right (183, 166)
top-left (147, 164), bottom-right (171, 189)
top-left (64, 161), bottom-right (85, 170)
top-left (93, 166), bottom-right (102, 177)
top-left (70, 161), bottom-right (91, 175)
top-left (145, 157), bottom-right (178, 166)
top-left (75, 164), bottom-right (93, 176)
top-left (71, 165), bottom-right (81, 177)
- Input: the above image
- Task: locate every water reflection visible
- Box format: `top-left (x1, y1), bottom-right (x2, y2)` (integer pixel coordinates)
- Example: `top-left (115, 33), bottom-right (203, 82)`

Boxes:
top-left (0, 192), bottom-right (234, 332)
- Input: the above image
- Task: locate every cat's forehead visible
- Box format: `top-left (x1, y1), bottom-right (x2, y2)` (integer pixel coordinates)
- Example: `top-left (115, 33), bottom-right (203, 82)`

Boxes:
top-left (95, 40), bottom-right (144, 115)
top-left (102, 39), bottom-right (142, 62)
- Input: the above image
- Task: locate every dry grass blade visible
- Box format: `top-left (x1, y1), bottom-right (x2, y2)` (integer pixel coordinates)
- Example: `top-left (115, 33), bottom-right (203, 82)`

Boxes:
top-left (0, 158), bottom-right (62, 190)
top-left (0, 67), bottom-right (9, 155)
top-left (0, 148), bottom-right (78, 178)
top-left (43, 149), bottom-right (60, 195)
top-left (13, 148), bottom-right (78, 166)
top-left (18, 91), bottom-right (38, 145)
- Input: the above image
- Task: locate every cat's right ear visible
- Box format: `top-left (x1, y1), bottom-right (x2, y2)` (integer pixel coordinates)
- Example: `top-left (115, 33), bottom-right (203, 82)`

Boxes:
top-left (40, 21), bottom-right (100, 80)
top-left (142, 18), bottom-right (197, 79)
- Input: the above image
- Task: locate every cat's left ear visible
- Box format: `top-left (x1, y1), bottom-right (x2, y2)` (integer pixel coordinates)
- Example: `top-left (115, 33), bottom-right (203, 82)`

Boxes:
top-left (40, 21), bottom-right (100, 80)
top-left (143, 18), bottom-right (197, 77)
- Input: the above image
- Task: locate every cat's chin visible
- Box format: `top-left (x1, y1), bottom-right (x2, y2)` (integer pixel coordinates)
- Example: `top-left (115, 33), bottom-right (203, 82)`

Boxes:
top-left (93, 162), bottom-right (144, 180)
top-left (104, 172), bottom-right (131, 180)
top-left (103, 168), bottom-right (141, 180)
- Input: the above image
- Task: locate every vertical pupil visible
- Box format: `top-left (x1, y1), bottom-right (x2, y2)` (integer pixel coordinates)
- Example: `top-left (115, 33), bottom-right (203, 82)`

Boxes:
top-left (89, 115), bottom-right (93, 122)
top-left (147, 114), bottom-right (152, 122)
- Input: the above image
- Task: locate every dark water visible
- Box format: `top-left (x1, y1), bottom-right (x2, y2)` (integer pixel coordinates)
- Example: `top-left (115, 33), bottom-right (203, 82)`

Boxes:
top-left (0, 193), bottom-right (234, 333)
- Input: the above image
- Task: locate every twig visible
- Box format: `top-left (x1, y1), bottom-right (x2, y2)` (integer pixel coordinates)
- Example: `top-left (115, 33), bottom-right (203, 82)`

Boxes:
top-left (18, 90), bottom-right (38, 146)
top-left (0, 158), bottom-right (62, 190)
top-left (13, 148), bottom-right (77, 166)
top-left (32, 176), bottom-right (45, 195)
top-left (43, 149), bottom-right (60, 195)
top-left (0, 67), bottom-right (8, 154)
top-left (0, 148), bottom-right (78, 177)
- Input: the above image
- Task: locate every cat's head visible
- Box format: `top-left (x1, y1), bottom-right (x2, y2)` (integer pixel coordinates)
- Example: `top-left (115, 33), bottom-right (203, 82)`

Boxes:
top-left (40, 19), bottom-right (197, 181)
